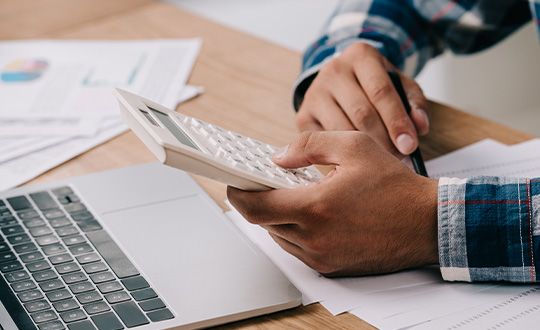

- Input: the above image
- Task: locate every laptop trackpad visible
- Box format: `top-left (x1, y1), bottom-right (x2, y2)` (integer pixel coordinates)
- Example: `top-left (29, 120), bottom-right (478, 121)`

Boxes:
top-left (99, 194), bottom-right (272, 324)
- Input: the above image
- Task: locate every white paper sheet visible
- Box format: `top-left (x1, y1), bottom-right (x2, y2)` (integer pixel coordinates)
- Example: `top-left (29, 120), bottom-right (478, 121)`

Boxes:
top-left (410, 286), bottom-right (540, 330)
top-left (0, 83), bottom-right (203, 191)
top-left (0, 39), bottom-right (202, 135)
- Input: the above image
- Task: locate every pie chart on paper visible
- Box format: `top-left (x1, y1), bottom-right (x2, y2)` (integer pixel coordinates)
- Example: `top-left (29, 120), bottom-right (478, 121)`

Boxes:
top-left (1, 59), bottom-right (48, 82)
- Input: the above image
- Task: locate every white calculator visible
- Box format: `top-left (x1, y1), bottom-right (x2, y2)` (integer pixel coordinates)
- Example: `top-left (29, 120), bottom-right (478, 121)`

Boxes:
top-left (114, 88), bottom-right (323, 191)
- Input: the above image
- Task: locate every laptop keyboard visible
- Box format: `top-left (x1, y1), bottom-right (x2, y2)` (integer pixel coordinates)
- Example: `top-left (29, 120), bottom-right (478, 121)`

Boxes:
top-left (0, 187), bottom-right (174, 330)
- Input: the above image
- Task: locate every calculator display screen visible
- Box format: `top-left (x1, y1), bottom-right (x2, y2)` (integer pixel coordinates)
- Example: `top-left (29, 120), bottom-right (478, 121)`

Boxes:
top-left (148, 107), bottom-right (199, 150)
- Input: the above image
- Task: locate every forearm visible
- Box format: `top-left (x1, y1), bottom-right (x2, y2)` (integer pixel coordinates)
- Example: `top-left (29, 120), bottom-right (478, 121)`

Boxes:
top-left (438, 176), bottom-right (540, 283)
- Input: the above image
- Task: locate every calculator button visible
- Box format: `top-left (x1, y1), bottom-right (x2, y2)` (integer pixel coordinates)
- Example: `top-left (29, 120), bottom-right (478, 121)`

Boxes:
top-left (208, 137), bottom-right (218, 146)
top-left (198, 127), bottom-right (209, 136)
top-left (189, 118), bottom-right (201, 128)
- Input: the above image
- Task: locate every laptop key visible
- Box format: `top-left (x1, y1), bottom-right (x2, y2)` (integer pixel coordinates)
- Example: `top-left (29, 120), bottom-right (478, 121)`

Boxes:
top-left (56, 262), bottom-right (80, 275)
top-left (7, 196), bottom-right (32, 211)
top-left (18, 210), bottom-right (40, 220)
top-left (0, 260), bottom-right (23, 273)
top-left (91, 311), bottom-right (123, 330)
top-left (76, 253), bottom-right (100, 264)
top-left (30, 191), bottom-right (59, 210)
top-left (56, 226), bottom-right (79, 237)
top-left (13, 242), bottom-right (37, 254)
top-left (8, 233), bottom-right (31, 245)
top-left (11, 279), bottom-right (37, 292)
top-left (76, 220), bottom-right (102, 232)
top-left (47, 289), bottom-right (73, 302)
top-left (86, 230), bottom-right (139, 279)
top-left (24, 299), bottom-right (51, 313)
top-left (5, 269), bottom-right (30, 282)
top-left (75, 290), bottom-right (102, 305)
top-left (64, 203), bottom-right (86, 214)
top-left (112, 301), bottom-right (149, 327)
top-left (43, 243), bottom-right (67, 256)
top-left (63, 235), bottom-right (86, 246)
top-left (83, 301), bottom-right (110, 315)
top-left (0, 217), bottom-right (17, 227)
top-left (38, 321), bottom-right (66, 330)
top-left (131, 288), bottom-right (157, 301)
top-left (58, 194), bottom-right (79, 204)
top-left (30, 226), bottom-right (54, 237)
top-left (147, 308), bottom-right (174, 322)
top-left (19, 289), bottom-right (44, 302)
top-left (36, 235), bottom-right (60, 246)
top-left (31, 309), bottom-right (59, 323)
top-left (20, 251), bottom-right (45, 263)
top-left (104, 291), bottom-right (131, 304)
top-left (59, 308), bottom-right (87, 323)
top-left (50, 253), bottom-right (74, 265)
top-left (82, 262), bottom-right (108, 274)
top-left (49, 217), bottom-right (72, 228)
top-left (2, 224), bottom-right (25, 236)
top-left (52, 186), bottom-right (73, 196)
top-left (90, 271), bottom-right (115, 284)
top-left (71, 212), bottom-right (94, 222)
top-left (0, 251), bottom-right (17, 263)
top-left (24, 218), bottom-right (47, 228)
top-left (53, 298), bottom-right (80, 313)
top-left (62, 272), bottom-right (87, 284)
top-left (33, 270), bottom-right (58, 282)
top-left (27, 260), bottom-right (52, 273)
top-left (44, 210), bottom-right (66, 220)
top-left (65, 320), bottom-right (96, 330)
top-left (139, 298), bottom-right (165, 311)
top-left (121, 276), bottom-right (149, 291)
top-left (40, 279), bottom-right (65, 292)
top-left (97, 281), bottom-right (123, 294)
top-left (0, 242), bottom-right (10, 251)
top-left (69, 243), bottom-right (94, 255)
top-left (69, 281), bottom-right (94, 294)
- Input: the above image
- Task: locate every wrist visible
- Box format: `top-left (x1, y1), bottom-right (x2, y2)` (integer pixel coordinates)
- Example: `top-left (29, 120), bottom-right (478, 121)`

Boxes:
top-left (414, 176), bottom-right (439, 266)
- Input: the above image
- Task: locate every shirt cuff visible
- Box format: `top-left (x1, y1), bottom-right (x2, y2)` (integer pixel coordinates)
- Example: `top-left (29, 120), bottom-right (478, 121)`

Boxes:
top-left (438, 177), bottom-right (472, 282)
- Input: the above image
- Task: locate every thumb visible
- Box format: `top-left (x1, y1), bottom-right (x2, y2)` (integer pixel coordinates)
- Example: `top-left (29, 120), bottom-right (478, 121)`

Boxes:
top-left (272, 131), bottom-right (368, 169)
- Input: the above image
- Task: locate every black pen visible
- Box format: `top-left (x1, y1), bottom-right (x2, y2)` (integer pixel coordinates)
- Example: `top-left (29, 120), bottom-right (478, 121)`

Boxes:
top-left (387, 71), bottom-right (429, 177)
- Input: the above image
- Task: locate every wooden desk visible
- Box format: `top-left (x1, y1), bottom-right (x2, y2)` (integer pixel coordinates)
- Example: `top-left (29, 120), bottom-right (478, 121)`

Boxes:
top-left (7, 1), bottom-right (533, 329)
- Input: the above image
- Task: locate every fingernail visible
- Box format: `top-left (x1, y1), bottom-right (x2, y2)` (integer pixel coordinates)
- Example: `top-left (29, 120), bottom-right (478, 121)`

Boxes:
top-left (273, 144), bottom-right (289, 160)
top-left (396, 134), bottom-right (415, 155)
top-left (417, 108), bottom-right (429, 128)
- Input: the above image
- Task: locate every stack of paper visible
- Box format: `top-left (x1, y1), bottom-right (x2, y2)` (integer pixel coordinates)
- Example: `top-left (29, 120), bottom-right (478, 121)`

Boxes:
top-left (226, 138), bottom-right (540, 330)
top-left (0, 39), bottom-right (203, 191)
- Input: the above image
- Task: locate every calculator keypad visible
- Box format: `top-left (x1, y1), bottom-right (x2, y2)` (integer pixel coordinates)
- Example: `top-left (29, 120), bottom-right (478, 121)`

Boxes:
top-left (179, 116), bottom-right (322, 188)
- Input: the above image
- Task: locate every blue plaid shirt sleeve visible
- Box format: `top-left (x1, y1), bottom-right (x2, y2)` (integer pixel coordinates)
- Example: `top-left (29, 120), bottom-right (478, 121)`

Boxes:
top-left (293, 0), bottom-right (535, 109)
top-left (438, 177), bottom-right (540, 282)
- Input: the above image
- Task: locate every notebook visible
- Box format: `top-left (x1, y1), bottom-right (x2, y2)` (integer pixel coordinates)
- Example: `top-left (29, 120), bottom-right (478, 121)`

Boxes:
top-left (0, 162), bottom-right (301, 330)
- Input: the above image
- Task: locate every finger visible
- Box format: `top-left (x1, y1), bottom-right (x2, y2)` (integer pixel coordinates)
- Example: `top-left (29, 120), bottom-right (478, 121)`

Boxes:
top-left (268, 232), bottom-right (306, 262)
top-left (272, 131), bottom-right (373, 169)
top-left (329, 70), bottom-right (399, 155)
top-left (353, 55), bottom-right (418, 155)
top-left (227, 185), bottom-right (312, 225)
top-left (261, 224), bottom-right (304, 243)
top-left (295, 112), bottom-right (324, 131)
top-left (298, 88), bottom-right (355, 131)
top-left (398, 73), bottom-right (430, 136)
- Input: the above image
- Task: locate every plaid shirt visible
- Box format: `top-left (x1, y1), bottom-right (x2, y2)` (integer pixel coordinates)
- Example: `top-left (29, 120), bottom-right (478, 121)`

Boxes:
top-left (295, 0), bottom-right (540, 282)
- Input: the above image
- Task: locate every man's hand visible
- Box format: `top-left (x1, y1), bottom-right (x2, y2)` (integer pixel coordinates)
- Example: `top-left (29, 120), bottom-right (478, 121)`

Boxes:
top-left (227, 131), bottom-right (439, 277)
top-left (297, 43), bottom-right (430, 158)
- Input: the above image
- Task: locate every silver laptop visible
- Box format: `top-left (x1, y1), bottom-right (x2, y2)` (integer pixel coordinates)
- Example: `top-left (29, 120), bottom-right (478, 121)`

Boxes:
top-left (0, 162), bottom-right (301, 330)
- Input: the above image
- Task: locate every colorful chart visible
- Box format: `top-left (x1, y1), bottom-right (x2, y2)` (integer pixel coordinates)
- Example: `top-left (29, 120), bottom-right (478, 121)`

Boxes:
top-left (1, 59), bottom-right (48, 82)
